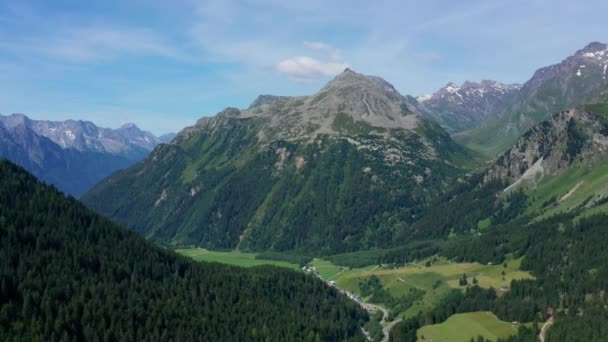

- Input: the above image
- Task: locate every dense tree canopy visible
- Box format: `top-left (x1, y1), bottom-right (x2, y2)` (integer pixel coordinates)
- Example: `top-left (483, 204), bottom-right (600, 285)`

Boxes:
top-left (0, 160), bottom-right (367, 341)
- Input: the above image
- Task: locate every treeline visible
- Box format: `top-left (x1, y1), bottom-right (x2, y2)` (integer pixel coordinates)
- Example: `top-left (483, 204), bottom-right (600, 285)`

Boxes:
top-left (0, 160), bottom-right (367, 341)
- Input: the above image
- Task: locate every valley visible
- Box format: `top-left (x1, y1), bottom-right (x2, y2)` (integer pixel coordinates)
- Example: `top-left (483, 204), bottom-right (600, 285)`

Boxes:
top-left (2, 3), bottom-right (608, 337)
top-left (179, 247), bottom-right (534, 341)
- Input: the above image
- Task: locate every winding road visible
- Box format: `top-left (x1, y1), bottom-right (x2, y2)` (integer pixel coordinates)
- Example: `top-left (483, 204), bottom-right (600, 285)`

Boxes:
top-left (539, 316), bottom-right (553, 342)
top-left (360, 302), bottom-right (400, 342)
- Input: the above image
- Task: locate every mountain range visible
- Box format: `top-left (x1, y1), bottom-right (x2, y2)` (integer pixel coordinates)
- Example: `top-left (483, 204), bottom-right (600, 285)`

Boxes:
top-left (0, 113), bottom-right (172, 197)
top-left (415, 80), bottom-right (521, 133)
top-left (450, 41), bottom-right (608, 155)
top-left (83, 42), bottom-right (608, 255)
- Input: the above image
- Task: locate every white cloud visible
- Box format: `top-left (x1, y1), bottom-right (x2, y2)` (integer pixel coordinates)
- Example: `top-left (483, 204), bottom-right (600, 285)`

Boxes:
top-left (275, 56), bottom-right (348, 82)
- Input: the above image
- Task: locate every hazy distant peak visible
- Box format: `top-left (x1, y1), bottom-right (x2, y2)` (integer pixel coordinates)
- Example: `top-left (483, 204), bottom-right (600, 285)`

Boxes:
top-left (120, 123), bottom-right (138, 129)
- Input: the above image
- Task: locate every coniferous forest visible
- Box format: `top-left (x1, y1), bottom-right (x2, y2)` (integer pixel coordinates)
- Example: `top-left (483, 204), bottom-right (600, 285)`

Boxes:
top-left (0, 160), bottom-right (367, 341)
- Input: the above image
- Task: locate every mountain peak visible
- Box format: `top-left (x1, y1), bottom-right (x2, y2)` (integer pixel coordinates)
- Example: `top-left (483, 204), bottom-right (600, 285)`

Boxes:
top-left (0, 113), bottom-right (30, 129)
top-left (120, 123), bottom-right (138, 129)
top-left (341, 67), bottom-right (355, 74)
top-left (323, 68), bottom-right (399, 96)
top-left (328, 67), bottom-right (367, 84)
top-left (233, 70), bottom-right (419, 140)
top-left (579, 41), bottom-right (608, 54)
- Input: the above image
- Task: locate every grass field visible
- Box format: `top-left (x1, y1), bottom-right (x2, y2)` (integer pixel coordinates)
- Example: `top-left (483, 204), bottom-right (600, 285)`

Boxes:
top-left (523, 159), bottom-right (608, 219)
top-left (312, 256), bottom-right (532, 319)
top-left (417, 312), bottom-right (520, 342)
top-left (176, 249), bottom-right (300, 270)
top-left (309, 259), bottom-right (345, 279)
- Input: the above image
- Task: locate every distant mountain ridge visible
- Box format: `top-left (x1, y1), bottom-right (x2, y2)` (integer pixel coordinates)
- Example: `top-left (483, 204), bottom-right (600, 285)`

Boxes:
top-left (416, 80), bottom-right (521, 133)
top-left (0, 113), bottom-right (172, 196)
top-left (0, 113), bottom-right (166, 160)
top-left (453, 41), bottom-right (608, 155)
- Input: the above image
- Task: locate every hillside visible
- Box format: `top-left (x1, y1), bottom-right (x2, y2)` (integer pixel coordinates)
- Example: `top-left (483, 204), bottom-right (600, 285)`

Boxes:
top-left (83, 69), bottom-right (474, 254)
top-left (0, 159), bottom-right (367, 341)
top-left (406, 102), bottom-right (608, 243)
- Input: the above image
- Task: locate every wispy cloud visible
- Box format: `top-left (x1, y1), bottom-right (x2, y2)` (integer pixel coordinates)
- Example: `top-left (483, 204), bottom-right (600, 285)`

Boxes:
top-left (3, 26), bottom-right (191, 63)
top-left (275, 41), bottom-right (348, 82)
top-left (47, 27), bottom-right (189, 63)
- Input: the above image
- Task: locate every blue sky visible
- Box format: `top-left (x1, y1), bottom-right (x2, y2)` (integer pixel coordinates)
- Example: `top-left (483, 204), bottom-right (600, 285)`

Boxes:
top-left (0, 0), bottom-right (606, 135)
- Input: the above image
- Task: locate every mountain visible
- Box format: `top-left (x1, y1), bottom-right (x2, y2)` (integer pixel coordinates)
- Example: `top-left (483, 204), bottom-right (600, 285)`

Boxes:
top-left (455, 42), bottom-right (608, 156)
top-left (0, 159), bottom-right (367, 341)
top-left (416, 80), bottom-right (521, 133)
top-left (83, 69), bottom-right (474, 254)
top-left (0, 114), bottom-right (169, 197)
top-left (0, 122), bottom-right (134, 197)
top-left (0, 114), bottom-right (164, 161)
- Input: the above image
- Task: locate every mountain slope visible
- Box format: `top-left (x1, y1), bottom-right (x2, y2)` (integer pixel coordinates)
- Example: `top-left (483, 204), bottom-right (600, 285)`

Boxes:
top-left (417, 80), bottom-right (520, 133)
top-left (83, 69), bottom-right (474, 254)
top-left (408, 101), bottom-right (608, 242)
top-left (455, 42), bottom-right (608, 156)
top-left (0, 114), bottom-right (170, 197)
top-left (0, 159), bottom-right (367, 341)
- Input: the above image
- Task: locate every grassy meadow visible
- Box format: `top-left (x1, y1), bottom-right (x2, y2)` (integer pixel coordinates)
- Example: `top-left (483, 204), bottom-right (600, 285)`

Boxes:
top-left (315, 256), bottom-right (532, 319)
top-left (176, 248), bottom-right (300, 270)
top-left (417, 312), bottom-right (521, 342)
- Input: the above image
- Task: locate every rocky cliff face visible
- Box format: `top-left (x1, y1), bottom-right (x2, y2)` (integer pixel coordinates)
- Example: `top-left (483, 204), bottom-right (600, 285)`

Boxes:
top-left (485, 106), bottom-right (608, 189)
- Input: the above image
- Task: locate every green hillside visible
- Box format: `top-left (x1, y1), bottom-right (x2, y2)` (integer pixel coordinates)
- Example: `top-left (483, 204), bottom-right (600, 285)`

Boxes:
top-left (417, 312), bottom-right (520, 342)
top-left (0, 159), bottom-right (367, 341)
